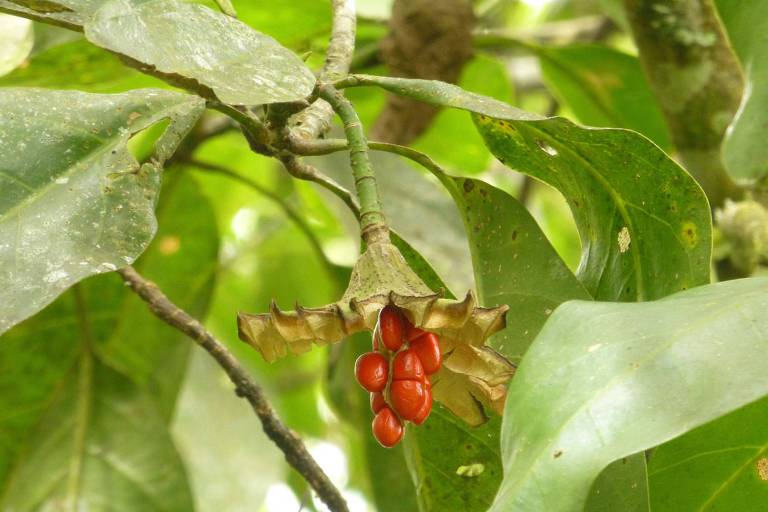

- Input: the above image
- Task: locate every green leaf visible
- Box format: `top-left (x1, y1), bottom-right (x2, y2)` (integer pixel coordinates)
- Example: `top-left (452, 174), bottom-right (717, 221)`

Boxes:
top-left (715, 0), bottom-right (768, 181)
top-left (536, 44), bottom-right (671, 150)
top-left (84, 0), bottom-right (316, 105)
top-left (648, 395), bottom-right (768, 511)
top-left (587, 456), bottom-right (649, 512)
top-left (413, 54), bottom-right (515, 174)
top-left (0, 87), bottom-right (203, 335)
top-left (431, 172), bottom-right (591, 363)
top-left (489, 278), bottom-right (768, 512)
top-left (0, 351), bottom-right (195, 511)
top-left (0, 14), bottom-right (33, 77)
top-left (405, 409), bottom-right (504, 512)
top-left (0, 38), bottom-right (165, 92)
top-left (344, 75), bottom-right (712, 301)
top-left (0, 171), bottom-right (217, 510)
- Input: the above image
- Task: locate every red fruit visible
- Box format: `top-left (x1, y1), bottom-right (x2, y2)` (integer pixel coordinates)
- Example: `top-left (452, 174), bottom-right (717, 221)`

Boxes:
top-left (378, 305), bottom-right (405, 351)
top-left (409, 332), bottom-right (442, 374)
top-left (372, 406), bottom-right (403, 447)
top-left (406, 324), bottom-right (426, 342)
top-left (355, 352), bottom-right (388, 392)
top-left (390, 380), bottom-right (426, 421)
top-left (392, 349), bottom-right (425, 381)
top-left (370, 392), bottom-right (386, 414)
top-left (412, 388), bottom-right (432, 425)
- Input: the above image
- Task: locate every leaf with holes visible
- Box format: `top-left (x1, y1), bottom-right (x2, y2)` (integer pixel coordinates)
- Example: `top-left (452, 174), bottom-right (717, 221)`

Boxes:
top-left (0, 87), bottom-right (204, 335)
top-left (489, 278), bottom-right (768, 512)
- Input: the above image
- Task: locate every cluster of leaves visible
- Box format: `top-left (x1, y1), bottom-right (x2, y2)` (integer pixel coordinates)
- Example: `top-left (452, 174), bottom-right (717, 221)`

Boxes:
top-left (1, 1), bottom-right (768, 512)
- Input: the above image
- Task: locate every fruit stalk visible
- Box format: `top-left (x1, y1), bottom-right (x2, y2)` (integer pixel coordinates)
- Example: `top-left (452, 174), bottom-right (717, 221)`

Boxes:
top-left (317, 83), bottom-right (389, 245)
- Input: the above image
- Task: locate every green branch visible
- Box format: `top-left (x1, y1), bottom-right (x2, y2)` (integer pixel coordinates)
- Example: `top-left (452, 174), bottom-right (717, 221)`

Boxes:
top-left (317, 84), bottom-right (389, 244)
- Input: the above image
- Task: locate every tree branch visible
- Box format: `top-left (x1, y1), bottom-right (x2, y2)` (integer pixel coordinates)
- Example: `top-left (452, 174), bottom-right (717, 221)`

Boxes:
top-left (623, 0), bottom-right (744, 207)
top-left (117, 267), bottom-right (349, 512)
top-left (289, 0), bottom-right (356, 143)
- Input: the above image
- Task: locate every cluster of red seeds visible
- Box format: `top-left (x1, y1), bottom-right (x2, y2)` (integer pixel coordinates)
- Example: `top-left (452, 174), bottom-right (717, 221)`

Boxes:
top-left (354, 305), bottom-right (442, 448)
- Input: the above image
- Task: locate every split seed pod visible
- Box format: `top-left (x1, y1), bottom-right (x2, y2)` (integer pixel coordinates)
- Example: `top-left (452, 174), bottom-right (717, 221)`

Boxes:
top-left (237, 241), bottom-right (515, 426)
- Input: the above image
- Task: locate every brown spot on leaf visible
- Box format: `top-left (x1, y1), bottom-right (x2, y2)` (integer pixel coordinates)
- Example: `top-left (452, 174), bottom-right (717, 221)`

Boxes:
top-left (463, 180), bottom-right (475, 193)
top-left (682, 222), bottom-right (697, 247)
top-left (554, 450), bottom-right (563, 459)
top-left (758, 458), bottom-right (768, 481)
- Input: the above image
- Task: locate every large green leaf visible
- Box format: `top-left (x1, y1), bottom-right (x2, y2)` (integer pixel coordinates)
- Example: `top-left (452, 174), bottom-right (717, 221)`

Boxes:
top-left (0, 171), bottom-right (218, 510)
top-left (0, 352), bottom-right (194, 511)
top-left (340, 75), bottom-right (712, 302)
top-left (84, 0), bottom-right (316, 105)
top-left (431, 171), bottom-right (591, 363)
top-left (716, 0), bottom-right (768, 181)
top-left (0, 87), bottom-right (203, 335)
top-left (536, 44), bottom-right (671, 150)
top-left (648, 395), bottom-right (768, 511)
top-left (489, 278), bottom-right (768, 512)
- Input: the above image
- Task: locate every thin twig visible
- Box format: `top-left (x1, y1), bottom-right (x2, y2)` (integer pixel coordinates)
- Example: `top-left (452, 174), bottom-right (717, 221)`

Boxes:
top-left (280, 155), bottom-right (361, 219)
top-left (186, 159), bottom-right (339, 276)
top-left (118, 267), bottom-right (349, 512)
top-left (290, 0), bottom-right (356, 143)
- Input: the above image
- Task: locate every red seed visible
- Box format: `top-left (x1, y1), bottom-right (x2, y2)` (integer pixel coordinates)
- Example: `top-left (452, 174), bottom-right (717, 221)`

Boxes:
top-left (370, 392), bottom-right (386, 414)
top-left (355, 352), bottom-right (388, 392)
top-left (412, 388), bottom-right (432, 425)
top-left (372, 406), bottom-right (403, 447)
top-left (390, 380), bottom-right (426, 421)
top-left (405, 323), bottom-right (426, 342)
top-left (392, 349), bottom-right (425, 381)
top-left (379, 305), bottom-right (405, 351)
top-left (409, 332), bottom-right (442, 374)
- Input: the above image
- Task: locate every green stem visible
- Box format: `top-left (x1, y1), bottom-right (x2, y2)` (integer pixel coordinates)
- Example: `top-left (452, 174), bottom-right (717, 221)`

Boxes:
top-left (317, 84), bottom-right (389, 244)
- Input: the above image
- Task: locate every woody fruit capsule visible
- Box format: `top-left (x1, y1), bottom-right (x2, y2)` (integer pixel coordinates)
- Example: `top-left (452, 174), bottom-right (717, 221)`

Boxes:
top-left (353, 304), bottom-right (443, 448)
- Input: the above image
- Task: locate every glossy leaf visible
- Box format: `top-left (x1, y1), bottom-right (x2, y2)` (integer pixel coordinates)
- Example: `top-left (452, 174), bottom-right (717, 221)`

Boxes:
top-left (490, 278), bottom-right (768, 512)
top-left (343, 75), bottom-right (712, 302)
top-left (84, 0), bottom-right (316, 105)
top-left (649, 395), bottom-right (768, 511)
top-left (537, 44), bottom-right (671, 150)
top-left (716, 0), bottom-right (768, 181)
top-left (0, 88), bottom-right (204, 335)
